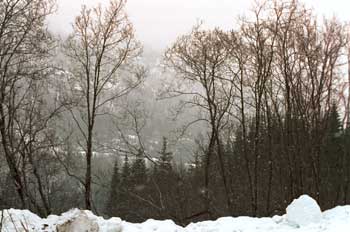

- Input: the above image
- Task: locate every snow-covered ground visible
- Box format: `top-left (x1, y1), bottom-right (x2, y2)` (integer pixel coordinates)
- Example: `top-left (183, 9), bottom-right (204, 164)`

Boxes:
top-left (1, 195), bottom-right (350, 232)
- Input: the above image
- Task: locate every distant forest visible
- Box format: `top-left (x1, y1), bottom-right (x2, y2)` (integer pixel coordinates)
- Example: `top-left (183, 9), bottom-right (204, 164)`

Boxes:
top-left (1, 0), bottom-right (350, 226)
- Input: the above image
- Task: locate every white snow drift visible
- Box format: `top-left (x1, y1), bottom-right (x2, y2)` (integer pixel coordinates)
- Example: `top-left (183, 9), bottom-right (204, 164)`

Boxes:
top-left (286, 195), bottom-right (322, 227)
top-left (1, 195), bottom-right (350, 232)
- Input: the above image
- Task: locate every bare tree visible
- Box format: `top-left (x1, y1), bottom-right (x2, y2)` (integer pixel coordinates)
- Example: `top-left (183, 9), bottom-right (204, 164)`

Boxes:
top-left (64, 0), bottom-right (143, 210)
top-left (236, 1), bottom-right (280, 215)
top-left (0, 0), bottom-right (56, 215)
top-left (220, 28), bottom-right (255, 214)
top-left (164, 26), bottom-right (236, 216)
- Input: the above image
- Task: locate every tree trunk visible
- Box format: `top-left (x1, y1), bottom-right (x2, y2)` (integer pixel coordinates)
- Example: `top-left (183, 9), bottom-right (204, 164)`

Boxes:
top-left (0, 103), bottom-right (26, 208)
top-left (85, 129), bottom-right (93, 210)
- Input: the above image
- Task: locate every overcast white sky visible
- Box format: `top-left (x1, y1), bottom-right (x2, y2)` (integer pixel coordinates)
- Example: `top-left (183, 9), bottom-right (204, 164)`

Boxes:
top-left (48, 0), bottom-right (350, 50)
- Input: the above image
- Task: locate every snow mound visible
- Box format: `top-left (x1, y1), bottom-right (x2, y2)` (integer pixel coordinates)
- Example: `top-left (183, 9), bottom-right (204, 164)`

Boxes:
top-left (2, 195), bottom-right (350, 232)
top-left (0, 209), bottom-right (42, 231)
top-left (56, 211), bottom-right (99, 231)
top-left (286, 195), bottom-right (322, 227)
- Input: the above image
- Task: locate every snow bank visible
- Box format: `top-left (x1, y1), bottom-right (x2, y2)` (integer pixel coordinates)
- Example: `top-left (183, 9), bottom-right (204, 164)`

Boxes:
top-left (1, 195), bottom-right (350, 232)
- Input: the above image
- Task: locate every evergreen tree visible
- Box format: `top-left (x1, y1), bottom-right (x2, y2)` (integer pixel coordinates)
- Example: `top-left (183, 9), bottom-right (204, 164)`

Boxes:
top-left (106, 158), bottom-right (120, 216)
top-left (327, 103), bottom-right (342, 137)
top-left (119, 154), bottom-right (132, 220)
top-left (121, 154), bottom-right (131, 183)
top-left (320, 103), bottom-right (344, 206)
top-left (131, 148), bottom-right (147, 189)
top-left (129, 149), bottom-right (148, 221)
top-left (153, 137), bottom-right (175, 199)
top-left (158, 137), bottom-right (173, 173)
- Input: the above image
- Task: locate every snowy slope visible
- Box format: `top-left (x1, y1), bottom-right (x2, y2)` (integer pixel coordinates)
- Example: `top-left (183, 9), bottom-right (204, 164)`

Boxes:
top-left (1, 195), bottom-right (350, 232)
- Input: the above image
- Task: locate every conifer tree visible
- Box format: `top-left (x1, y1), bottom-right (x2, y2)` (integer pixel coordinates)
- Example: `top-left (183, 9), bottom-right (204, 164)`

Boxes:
top-left (158, 137), bottom-right (173, 173)
top-left (327, 104), bottom-right (343, 137)
top-left (106, 158), bottom-right (120, 216)
top-left (129, 149), bottom-right (148, 221)
top-left (321, 103), bottom-right (344, 206)
top-left (131, 149), bottom-right (147, 189)
top-left (121, 155), bottom-right (131, 184)
top-left (119, 154), bottom-right (132, 220)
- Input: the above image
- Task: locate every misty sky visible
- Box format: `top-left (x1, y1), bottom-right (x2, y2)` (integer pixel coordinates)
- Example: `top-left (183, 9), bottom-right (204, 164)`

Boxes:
top-left (48, 0), bottom-right (350, 51)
